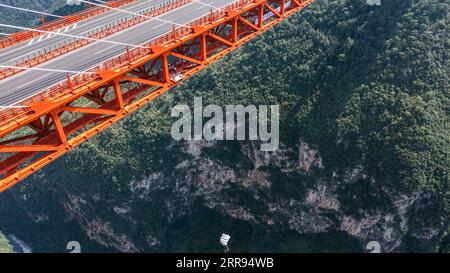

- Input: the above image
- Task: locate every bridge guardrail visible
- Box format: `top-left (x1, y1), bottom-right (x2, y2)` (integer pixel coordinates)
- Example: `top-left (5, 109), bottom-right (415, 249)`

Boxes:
top-left (0, 0), bottom-right (137, 49)
top-left (0, 0), bottom-right (305, 123)
top-left (0, 0), bottom-right (192, 80)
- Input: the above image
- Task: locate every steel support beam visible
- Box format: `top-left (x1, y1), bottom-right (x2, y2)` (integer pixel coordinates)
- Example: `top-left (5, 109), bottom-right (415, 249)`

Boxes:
top-left (0, 0), bottom-right (316, 192)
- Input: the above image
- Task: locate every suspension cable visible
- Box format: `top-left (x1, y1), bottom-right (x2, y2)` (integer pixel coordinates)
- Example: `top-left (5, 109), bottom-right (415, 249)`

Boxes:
top-left (0, 65), bottom-right (96, 74)
top-left (189, 0), bottom-right (222, 10)
top-left (0, 23), bottom-right (148, 49)
top-left (77, 0), bottom-right (189, 27)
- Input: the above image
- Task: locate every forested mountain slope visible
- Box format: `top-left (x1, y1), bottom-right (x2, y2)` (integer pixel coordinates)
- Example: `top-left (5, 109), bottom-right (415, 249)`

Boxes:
top-left (0, 0), bottom-right (448, 252)
top-left (0, 0), bottom-right (66, 31)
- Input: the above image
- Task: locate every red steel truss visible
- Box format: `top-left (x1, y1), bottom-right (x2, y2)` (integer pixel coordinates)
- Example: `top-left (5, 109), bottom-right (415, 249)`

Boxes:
top-left (0, 0), bottom-right (315, 192)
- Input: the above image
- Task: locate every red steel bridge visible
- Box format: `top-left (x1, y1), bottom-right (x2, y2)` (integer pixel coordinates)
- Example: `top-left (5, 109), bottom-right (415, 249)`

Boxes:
top-left (0, 0), bottom-right (315, 192)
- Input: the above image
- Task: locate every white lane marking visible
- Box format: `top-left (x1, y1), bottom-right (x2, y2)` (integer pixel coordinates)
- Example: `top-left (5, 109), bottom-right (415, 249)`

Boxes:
top-left (1, 0), bottom-right (233, 107)
top-left (0, 65), bottom-right (95, 74)
top-left (16, 73), bottom-right (52, 89)
top-left (78, 0), bottom-right (165, 36)
top-left (0, 0), bottom-right (161, 59)
top-left (195, 0), bottom-right (218, 10)
top-left (48, 28), bottom-right (61, 39)
top-left (76, 0), bottom-right (160, 28)
top-left (95, 45), bottom-right (117, 55)
top-left (151, 23), bottom-right (166, 30)
top-left (24, 23), bottom-right (77, 46)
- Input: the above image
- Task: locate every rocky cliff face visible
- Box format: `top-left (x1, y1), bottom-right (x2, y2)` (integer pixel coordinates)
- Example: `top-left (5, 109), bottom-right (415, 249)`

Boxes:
top-left (8, 138), bottom-right (440, 253)
top-left (0, 0), bottom-right (448, 253)
top-left (117, 139), bottom-right (442, 252)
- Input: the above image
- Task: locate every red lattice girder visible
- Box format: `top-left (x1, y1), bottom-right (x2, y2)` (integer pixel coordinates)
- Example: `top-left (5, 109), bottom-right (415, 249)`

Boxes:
top-left (0, 0), bottom-right (315, 192)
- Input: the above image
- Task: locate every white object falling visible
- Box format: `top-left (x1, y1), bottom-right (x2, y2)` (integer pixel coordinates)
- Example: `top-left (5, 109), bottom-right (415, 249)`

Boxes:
top-left (220, 233), bottom-right (231, 247)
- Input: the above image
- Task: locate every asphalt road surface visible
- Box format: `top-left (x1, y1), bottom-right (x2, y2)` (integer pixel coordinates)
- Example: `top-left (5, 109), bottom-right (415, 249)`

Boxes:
top-left (0, 0), bottom-right (236, 106)
top-left (0, 0), bottom-right (169, 65)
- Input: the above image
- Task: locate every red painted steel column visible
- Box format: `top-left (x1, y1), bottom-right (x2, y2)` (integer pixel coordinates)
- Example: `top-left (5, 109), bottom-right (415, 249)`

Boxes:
top-left (113, 79), bottom-right (125, 110)
top-left (162, 54), bottom-right (171, 83)
top-left (200, 34), bottom-right (207, 61)
top-left (258, 3), bottom-right (264, 28)
top-left (50, 112), bottom-right (67, 145)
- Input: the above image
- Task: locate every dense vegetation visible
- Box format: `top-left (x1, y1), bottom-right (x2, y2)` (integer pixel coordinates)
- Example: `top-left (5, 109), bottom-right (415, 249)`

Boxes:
top-left (0, 0), bottom-right (448, 252)
top-left (44, 0), bottom-right (449, 198)
top-left (0, 0), bottom-right (66, 32)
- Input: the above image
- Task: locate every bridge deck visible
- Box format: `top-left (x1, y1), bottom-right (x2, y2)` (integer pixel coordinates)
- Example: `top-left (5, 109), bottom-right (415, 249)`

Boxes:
top-left (0, 0), bottom-right (316, 192)
top-left (0, 0), bottom-right (233, 106)
top-left (0, 0), bottom-right (166, 66)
